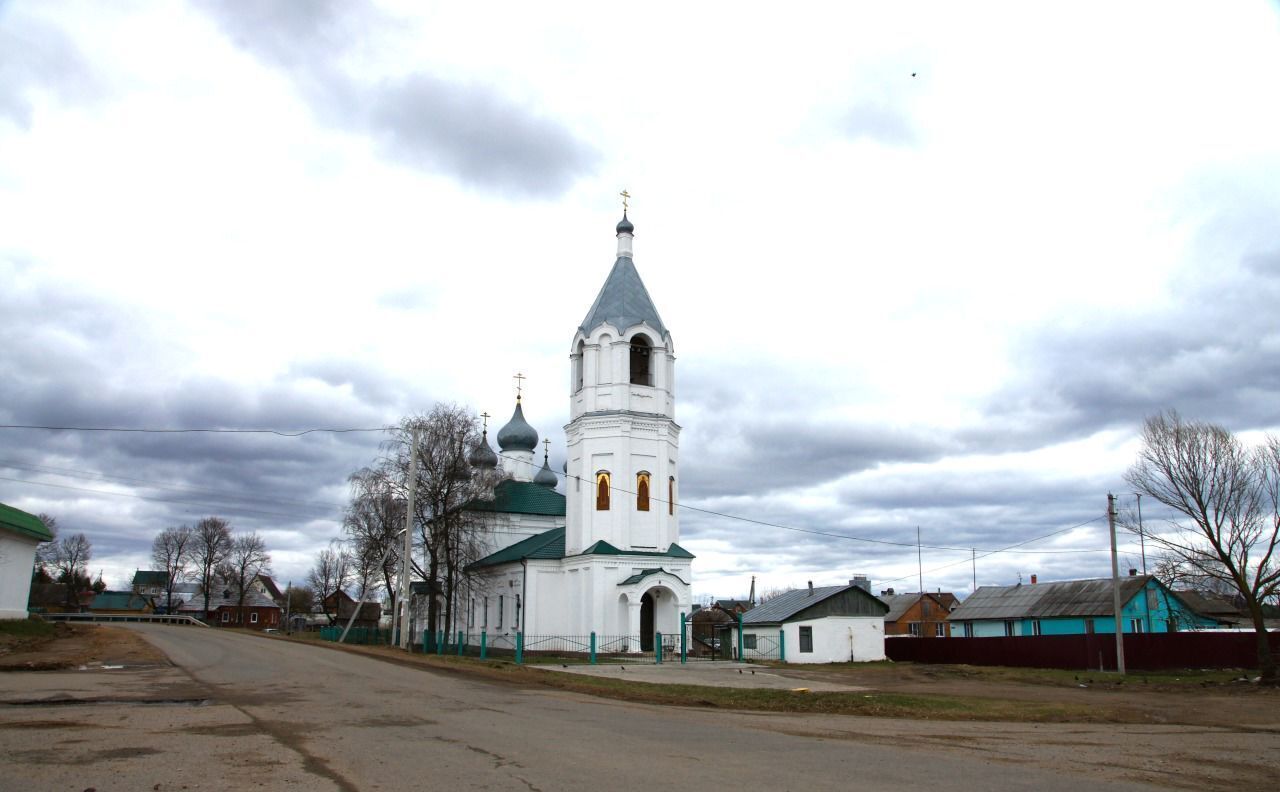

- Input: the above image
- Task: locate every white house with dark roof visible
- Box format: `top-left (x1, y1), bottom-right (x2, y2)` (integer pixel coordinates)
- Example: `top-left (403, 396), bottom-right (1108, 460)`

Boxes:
top-left (728, 582), bottom-right (889, 664)
top-left (461, 214), bottom-right (694, 650)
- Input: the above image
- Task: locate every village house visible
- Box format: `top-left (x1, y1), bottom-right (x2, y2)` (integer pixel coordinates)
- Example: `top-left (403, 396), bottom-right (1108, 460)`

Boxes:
top-left (727, 581), bottom-right (888, 664)
top-left (947, 574), bottom-right (1217, 637)
top-left (879, 589), bottom-right (960, 638)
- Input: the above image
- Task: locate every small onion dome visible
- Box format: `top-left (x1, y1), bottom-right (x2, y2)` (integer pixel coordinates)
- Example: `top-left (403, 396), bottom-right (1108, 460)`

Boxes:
top-left (534, 454), bottom-right (558, 488)
top-left (496, 399), bottom-right (538, 451)
top-left (616, 213), bottom-right (633, 234)
top-left (468, 431), bottom-right (498, 469)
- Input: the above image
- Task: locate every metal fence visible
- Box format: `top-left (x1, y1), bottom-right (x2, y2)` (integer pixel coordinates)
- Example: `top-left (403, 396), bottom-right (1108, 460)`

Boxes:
top-left (319, 626), bottom-right (394, 645)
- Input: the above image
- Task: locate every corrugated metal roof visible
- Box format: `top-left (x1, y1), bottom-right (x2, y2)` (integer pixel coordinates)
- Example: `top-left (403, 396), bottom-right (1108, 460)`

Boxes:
top-left (468, 527), bottom-right (566, 569)
top-left (132, 570), bottom-right (168, 586)
top-left (948, 576), bottom-right (1154, 622)
top-left (468, 480), bottom-right (566, 517)
top-left (742, 586), bottom-right (846, 624)
top-left (879, 593), bottom-right (922, 622)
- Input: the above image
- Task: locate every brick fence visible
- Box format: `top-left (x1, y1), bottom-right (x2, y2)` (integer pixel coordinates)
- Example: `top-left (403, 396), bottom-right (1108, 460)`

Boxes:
top-left (885, 631), bottom-right (1280, 671)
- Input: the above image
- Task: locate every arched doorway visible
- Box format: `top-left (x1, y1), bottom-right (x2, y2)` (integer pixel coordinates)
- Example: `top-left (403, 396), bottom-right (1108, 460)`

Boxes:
top-left (640, 591), bottom-right (655, 651)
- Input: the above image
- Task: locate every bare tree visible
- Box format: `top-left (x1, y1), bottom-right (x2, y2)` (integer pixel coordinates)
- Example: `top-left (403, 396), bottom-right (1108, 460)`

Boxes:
top-left (49, 532), bottom-right (92, 609)
top-left (307, 542), bottom-right (353, 625)
top-left (33, 513), bottom-right (59, 580)
top-left (1125, 411), bottom-right (1280, 682)
top-left (343, 466), bottom-right (404, 614)
top-left (152, 525), bottom-right (194, 613)
top-left (384, 405), bottom-right (501, 646)
top-left (191, 517), bottom-right (233, 619)
top-left (219, 532), bottom-right (271, 626)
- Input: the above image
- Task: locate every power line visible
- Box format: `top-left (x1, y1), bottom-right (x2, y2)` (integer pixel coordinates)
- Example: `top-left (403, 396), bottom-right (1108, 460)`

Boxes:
top-left (0, 424), bottom-right (392, 436)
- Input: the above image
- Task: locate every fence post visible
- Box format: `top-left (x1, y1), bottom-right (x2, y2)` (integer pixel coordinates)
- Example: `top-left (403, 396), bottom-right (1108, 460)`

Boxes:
top-left (737, 613), bottom-right (744, 661)
top-left (779, 629), bottom-right (786, 663)
top-left (457, 631), bottom-right (464, 656)
top-left (516, 632), bottom-right (523, 664)
top-left (656, 632), bottom-right (663, 664)
top-left (422, 629), bottom-right (428, 652)
top-left (480, 631), bottom-right (487, 660)
top-left (680, 613), bottom-right (687, 664)
top-left (590, 632), bottom-right (597, 665)
top-left (437, 630), bottom-right (444, 655)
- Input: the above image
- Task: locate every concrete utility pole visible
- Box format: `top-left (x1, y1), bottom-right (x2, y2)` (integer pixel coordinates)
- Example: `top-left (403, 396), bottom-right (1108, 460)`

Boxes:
top-left (1108, 493), bottom-right (1126, 675)
top-left (399, 424), bottom-right (420, 650)
top-left (1135, 492), bottom-right (1147, 575)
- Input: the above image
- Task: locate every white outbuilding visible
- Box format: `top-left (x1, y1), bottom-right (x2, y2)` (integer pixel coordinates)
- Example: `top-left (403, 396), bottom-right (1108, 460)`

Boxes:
top-left (0, 503), bottom-right (53, 619)
top-left (729, 582), bottom-right (889, 664)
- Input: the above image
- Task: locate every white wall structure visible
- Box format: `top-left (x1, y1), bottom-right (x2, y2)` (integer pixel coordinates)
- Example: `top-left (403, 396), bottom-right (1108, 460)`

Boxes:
top-left (731, 584), bottom-right (889, 664)
top-left (0, 504), bottom-right (53, 620)
top-left (463, 215), bottom-right (694, 650)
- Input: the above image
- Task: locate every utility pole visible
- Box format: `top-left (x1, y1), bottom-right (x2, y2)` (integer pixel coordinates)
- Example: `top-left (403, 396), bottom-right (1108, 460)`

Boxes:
top-left (971, 548), bottom-right (977, 593)
top-left (916, 526), bottom-right (923, 595)
top-left (399, 424), bottom-right (420, 650)
top-left (1135, 493), bottom-right (1147, 575)
top-left (1108, 493), bottom-right (1126, 675)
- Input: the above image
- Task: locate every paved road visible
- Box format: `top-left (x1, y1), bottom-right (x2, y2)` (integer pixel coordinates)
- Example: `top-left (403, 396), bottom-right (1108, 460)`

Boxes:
top-left (1, 626), bottom-right (1179, 791)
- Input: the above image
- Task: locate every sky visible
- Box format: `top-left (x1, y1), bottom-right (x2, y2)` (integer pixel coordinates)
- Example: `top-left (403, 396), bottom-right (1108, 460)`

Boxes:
top-left (3, 1), bottom-right (1280, 603)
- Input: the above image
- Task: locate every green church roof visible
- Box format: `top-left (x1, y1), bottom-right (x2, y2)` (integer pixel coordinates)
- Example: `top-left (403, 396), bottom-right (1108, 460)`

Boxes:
top-left (467, 480), bottom-right (566, 517)
top-left (132, 570), bottom-right (169, 586)
top-left (0, 502), bottom-right (53, 543)
top-left (468, 527), bottom-right (567, 570)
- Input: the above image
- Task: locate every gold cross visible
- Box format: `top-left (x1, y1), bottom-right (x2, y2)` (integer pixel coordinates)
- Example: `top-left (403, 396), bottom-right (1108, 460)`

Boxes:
top-left (513, 372), bottom-right (526, 399)
top-left (620, 189), bottom-right (630, 212)
top-left (480, 411), bottom-right (490, 431)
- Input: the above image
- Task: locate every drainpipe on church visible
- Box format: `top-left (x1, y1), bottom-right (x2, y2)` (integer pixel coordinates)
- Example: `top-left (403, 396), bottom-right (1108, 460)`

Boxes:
top-left (520, 558), bottom-right (528, 636)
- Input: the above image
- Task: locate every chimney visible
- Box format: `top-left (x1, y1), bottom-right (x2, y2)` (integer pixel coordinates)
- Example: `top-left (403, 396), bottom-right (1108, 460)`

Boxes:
top-left (1030, 574), bottom-right (1037, 585)
top-left (850, 575), bottom-right (871, 593)
top-left (1128, 568), bottom-right (1138, 576)
top-left (807, 580), bottom-right (813, 596)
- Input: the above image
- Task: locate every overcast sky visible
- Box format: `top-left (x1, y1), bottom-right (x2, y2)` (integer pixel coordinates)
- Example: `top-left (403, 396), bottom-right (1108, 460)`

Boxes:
top-left (3, 1), bottom-right (1279, 602)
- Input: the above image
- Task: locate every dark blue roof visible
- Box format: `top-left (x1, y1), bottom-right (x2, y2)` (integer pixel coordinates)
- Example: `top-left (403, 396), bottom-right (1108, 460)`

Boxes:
top-left (496, 400), bottom-right (538, 452)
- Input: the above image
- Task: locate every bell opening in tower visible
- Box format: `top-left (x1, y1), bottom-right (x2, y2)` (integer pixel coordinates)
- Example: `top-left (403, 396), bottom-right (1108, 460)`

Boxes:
top-left (629, 335), bottom-right (653, 386)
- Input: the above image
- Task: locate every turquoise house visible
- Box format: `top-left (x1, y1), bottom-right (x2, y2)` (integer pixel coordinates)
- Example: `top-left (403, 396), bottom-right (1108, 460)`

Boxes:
top-left (948, 574), bottom-right (1217, 637)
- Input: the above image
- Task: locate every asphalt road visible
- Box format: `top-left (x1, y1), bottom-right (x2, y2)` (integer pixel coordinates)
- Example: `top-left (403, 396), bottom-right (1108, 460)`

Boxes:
top-left (0, 625), bottom-right (1178, 792)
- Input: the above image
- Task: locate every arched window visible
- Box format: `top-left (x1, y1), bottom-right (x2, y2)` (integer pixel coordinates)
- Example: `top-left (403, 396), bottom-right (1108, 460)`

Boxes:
top-left (596, 471), bottom-right (611, 510)
top-left (636, 472), bottom-right (651, 511)
top-left (668, 476), bottom-right (675, 515)
top-left (573, 340), bottom-right (585, 392)
top-left (629, 335), bottom-right (652, 386)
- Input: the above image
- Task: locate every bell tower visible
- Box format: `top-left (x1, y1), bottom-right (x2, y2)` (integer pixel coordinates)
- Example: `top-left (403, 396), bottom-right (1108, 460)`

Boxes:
top-left (564, 213), bottom-right (680, 556)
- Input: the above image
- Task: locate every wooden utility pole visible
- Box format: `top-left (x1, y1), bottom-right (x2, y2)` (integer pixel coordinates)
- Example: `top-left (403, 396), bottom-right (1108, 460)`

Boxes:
top-left (1108, 493), bottom-right (1125, 674)
top-left (400, 424), bottom-right (420, 650)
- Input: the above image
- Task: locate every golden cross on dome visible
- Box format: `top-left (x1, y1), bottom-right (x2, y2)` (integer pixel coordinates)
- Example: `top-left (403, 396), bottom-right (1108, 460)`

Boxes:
top-left (513, 372), bottom-right (526, 399)
top-left (480, 411), bottom-right (490, 432)
top-left (620, 189), bottom-right (630, 212)
top-left (543, 438), bottom-right (551, 458)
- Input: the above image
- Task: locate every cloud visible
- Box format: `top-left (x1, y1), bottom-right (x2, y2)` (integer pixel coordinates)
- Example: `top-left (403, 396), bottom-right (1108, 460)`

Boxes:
top-left (0, 10), bottom-right (100, 127)
top-left (842, 100), bottom-right (917, 146)
top-left (196, 1), bottom-right (597, 197)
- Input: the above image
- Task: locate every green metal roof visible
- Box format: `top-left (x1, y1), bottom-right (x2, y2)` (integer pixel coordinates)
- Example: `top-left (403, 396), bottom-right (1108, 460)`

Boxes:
top-left (468, 527), bottom-right (566, 569)
top-left (91, 591), bottom-right (151, 611)
top-left (581, 540), bottom-right (695, 559)
top-left (467, 480), bottom-right (566, 517)
top-left (618, 567), bottom-right (689, 587)
top-left (132, 570), bottom-right (168, 586)
top-left (0, 502), bottom-right (53, 543)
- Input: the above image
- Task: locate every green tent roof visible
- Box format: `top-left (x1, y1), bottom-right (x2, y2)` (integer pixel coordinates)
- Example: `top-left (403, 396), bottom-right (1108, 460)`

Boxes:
top-left (467, 480), bottom-right (566, 517)
top-left (0, 502), bottom-right (53, 543)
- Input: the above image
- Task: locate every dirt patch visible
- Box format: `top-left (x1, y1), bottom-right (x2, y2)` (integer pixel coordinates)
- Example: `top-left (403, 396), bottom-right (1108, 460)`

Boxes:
top-left (0, 624), bottom-right (170, 671)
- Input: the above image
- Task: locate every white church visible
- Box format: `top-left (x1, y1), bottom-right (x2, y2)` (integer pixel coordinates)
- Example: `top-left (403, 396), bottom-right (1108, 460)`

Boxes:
top-left (459, 213), bottom-right (694, 651)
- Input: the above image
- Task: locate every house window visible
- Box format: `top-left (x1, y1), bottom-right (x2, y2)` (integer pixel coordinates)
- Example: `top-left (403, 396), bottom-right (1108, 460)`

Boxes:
top-left (908, 622), bottom-right (920, 637)
top-left (1031, 620), bottom-right (1041, 636)
top-left (668, 476), bottom-right (675, 515)
top-left (574, 340), bottom-right (585, 391)
top-left (498, 595), bottom-right (504, 629)
top-left (515, 594), bottom-right (521, 628)
top-left (468, 598), bottom-right (475, 627)
top-left (743, 634), bottom-right (758, 650)
top-left (483, 597), bottom-right (489, 629)
top-left (596, 472), bottom-right (611, 510)
top-left (1129, 618), bottom-right (1145, 634)
top-left (921, 600), bottom-right (931, 617)
top-left (1003, 620), bottom-right (1016, 637)
top-left (799, 626), bottom-right (813, 653)
top-left (629, 335), bottom-right (652, 386)
top-left (935, 623), bottom-right (946, 637)
top-left (1085, 618), bottom-right (1095, 634)
top-left (963, 623), bottom-right (974, 638)
top-left (636, 472), bottom-right (651, 511)
top-left (250, 612), bottom-right (259, 624)
top-left (221, 611), bottom-right (229, 623)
